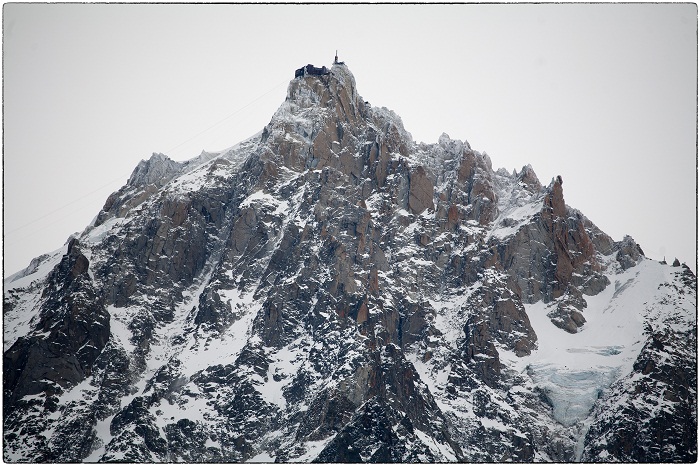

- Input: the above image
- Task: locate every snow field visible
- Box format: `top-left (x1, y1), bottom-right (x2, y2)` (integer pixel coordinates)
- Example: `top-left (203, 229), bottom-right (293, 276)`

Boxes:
top-left (501, 258), bottom-right (679, 428)
top-left (251, 337), bottom-right (307, 410)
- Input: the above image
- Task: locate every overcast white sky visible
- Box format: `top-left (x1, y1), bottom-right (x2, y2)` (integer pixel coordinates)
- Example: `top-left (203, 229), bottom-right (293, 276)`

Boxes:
top-left (3, 3), bottom-right (697, 276)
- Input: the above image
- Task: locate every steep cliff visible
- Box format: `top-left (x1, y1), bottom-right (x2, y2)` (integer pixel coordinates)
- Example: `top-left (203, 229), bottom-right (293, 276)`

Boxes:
top-left (4, 62), bottom-right (696, 462)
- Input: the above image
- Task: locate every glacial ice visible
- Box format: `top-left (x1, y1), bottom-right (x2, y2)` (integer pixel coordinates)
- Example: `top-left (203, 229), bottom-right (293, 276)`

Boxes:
top-left (527, 362), bottom-right (621, 427)
top-left (501, 260), bottom-right (671, 429)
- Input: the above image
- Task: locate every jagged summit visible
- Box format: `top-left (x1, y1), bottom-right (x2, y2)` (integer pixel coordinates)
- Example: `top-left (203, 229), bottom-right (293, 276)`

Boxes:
top-left (288, 61), bottom-right (363, 121)
top-left (3, 60), bottom-right (696, 463)
top-left (127, 152), bottom-right (183, 188)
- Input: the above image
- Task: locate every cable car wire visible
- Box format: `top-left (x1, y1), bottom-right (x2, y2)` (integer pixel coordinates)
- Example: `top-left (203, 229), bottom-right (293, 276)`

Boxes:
top-left (4, 78), bottom-right (289, 240)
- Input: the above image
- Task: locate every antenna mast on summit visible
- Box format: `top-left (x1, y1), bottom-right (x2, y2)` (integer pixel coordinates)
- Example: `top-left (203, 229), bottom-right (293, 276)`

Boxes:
top-left (334, 50), bottom-right (338, 64)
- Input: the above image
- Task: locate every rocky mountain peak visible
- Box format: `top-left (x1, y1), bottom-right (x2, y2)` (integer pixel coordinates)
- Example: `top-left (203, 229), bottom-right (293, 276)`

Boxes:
top-left (284, 62), bottom-right (366, 125)
top-left (127, 152), bottom-right (183, 188)
top-left (517, 164), bottom-right (541, 191)
top-left (544, 174), bottom-right (567, 218)
top-left (3, 61), bottom-right (696, 463)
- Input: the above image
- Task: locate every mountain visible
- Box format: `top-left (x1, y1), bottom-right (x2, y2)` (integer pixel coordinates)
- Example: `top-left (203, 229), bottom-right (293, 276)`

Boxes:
top-left (3, 62), bottom-right (696, 462)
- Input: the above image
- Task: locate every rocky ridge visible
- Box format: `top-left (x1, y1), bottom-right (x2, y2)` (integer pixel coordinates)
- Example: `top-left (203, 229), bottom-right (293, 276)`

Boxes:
top-left (3, 62), bottom-right (696, 462)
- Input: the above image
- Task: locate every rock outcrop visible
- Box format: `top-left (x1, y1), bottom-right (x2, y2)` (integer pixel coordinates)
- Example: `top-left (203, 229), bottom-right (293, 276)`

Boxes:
top-left (3, 62), bottom-right (696, 463)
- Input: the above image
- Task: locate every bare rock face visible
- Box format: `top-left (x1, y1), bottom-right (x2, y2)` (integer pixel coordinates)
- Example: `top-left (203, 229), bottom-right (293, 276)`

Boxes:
top-left (313, 344), bottom-right (461, 462)
top-left (4, 239), bottom-right (109, 410)
top-left (128, 153), bottom-right (184, 188)
top-left (3, 62), bottom-right (695, 463)
top-left (451, 144), bottom-right (498, 225)
top-left (518, 164), bottom-right (543, 191)
top-left (4, 239), bottom-right (112, 461)
top-left (408, 166), bottom-right (434, 215)
top-left (539, 177), bottom-right (599, 299)
top-left (616, 234), bottom-right (645, 270)
top-left (478, 175), bottom-right (609, 309)
top-left (546, 291), bottom-right (587, 333)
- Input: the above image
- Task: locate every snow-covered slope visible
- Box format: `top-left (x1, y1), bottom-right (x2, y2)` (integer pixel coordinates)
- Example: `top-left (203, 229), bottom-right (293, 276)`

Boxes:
top-left (3, 62), bottom-right (696, 463)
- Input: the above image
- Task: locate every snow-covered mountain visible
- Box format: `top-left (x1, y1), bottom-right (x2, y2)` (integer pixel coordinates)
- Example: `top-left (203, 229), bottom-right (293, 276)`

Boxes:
top-left (3, 62), bottom-right (696, 462)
